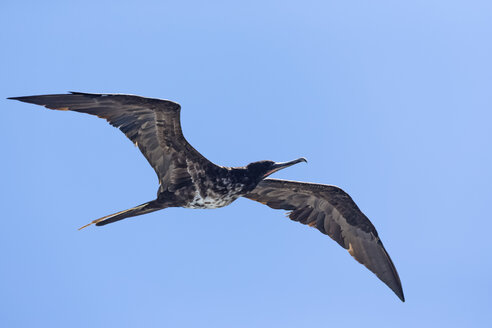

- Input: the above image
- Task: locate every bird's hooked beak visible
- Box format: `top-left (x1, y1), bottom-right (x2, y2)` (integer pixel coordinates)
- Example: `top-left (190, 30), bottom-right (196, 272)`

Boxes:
top-left (263, 157), bottom-right (307, 178)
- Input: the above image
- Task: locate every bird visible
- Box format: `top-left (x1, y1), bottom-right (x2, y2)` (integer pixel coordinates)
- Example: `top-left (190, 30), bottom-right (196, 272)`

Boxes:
top-left (9, 92), bottom-right (404, 301)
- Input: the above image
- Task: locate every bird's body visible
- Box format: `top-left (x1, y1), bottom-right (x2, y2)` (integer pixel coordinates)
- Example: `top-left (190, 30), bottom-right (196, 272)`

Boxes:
top-left (181, 167), bottom-right (257, 209)
top-left (9, 92), bottom-right (405, 302)
top-left (158, 164), bottom-right (276, 210)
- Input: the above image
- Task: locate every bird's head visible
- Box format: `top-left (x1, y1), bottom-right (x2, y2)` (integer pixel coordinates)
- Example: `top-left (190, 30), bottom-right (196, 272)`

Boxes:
top-left (246, 157), bottom-right (307, 181)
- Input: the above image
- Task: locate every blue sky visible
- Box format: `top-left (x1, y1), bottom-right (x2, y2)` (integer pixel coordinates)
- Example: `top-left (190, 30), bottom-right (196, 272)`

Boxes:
top-left (1, 1), bottom-right (491, 327)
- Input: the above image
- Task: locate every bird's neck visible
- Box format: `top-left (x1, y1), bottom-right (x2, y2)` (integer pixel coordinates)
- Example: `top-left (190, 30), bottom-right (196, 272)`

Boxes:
top-left (226, 167), bottom-right (263, 193)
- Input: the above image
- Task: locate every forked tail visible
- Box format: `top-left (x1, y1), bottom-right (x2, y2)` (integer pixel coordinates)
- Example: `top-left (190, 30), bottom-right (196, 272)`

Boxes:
top-left (78, 200), bottom-right (164, 230)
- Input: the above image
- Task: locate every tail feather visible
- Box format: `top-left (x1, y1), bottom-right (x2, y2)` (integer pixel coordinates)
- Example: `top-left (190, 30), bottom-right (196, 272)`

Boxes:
top-left (78, 200), bottom-right (164, 230)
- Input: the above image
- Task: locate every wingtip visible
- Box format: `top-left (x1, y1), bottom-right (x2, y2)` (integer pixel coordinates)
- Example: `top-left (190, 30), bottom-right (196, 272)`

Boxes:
top-left (387, 275), bottom-right (405, 302)
top-left (390, 283), bottom-right (405, 302)
top-left (397, 290), bottom-right (405, 302)
top-left (7, 95), bottom-right (44, 103)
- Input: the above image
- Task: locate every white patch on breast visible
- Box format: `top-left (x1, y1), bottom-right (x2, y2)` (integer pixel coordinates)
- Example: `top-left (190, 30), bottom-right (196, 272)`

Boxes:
top-left (185, 192), bottom-right (234, 209)
top-left (184, 159), bottom-right (238, 209)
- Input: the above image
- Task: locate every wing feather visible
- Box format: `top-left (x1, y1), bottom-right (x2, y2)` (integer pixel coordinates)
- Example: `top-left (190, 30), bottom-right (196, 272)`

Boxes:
top-left (9, 92), bottom-right (213, 190)
top-left (245, 178), bottom-right (404, 301)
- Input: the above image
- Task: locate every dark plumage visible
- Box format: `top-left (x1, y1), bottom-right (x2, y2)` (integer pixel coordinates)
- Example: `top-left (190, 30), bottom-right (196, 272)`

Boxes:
top-left (8, 92), bottom-right (404, 301)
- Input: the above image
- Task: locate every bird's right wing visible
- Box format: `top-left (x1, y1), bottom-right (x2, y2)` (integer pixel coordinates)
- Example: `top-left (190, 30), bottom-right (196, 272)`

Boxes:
top-left (245, 178), bottom-right (404, 301)
top-left (9, 92), bottom-right (213, 191)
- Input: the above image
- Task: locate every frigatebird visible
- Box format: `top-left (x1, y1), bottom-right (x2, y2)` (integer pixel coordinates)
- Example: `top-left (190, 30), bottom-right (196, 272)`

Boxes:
top-left (9, 92), bottom-right (404, 301)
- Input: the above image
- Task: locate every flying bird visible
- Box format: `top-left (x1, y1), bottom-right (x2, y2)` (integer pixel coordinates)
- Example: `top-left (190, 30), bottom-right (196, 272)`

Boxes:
top-left (9, 92), bottom-right (404, 301)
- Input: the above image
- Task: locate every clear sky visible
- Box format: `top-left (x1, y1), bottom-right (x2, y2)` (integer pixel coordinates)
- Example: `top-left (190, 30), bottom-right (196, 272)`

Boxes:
top-left (1, 1), bottom-right (491, 327)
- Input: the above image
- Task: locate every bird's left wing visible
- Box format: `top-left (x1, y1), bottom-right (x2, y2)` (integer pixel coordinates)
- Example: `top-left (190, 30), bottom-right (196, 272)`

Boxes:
top-left (244, 178), bottom-right (404, 301)
top-left (9, 92), bottom-right (213, 191)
